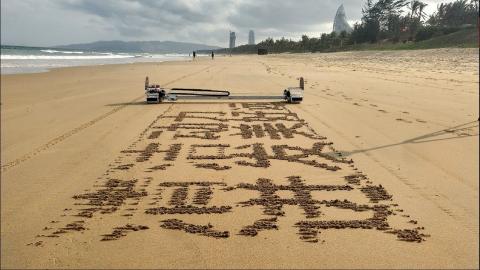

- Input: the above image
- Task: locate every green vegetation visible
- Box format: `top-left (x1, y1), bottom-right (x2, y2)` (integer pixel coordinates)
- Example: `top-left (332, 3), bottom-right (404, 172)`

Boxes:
top-left (347, 27), bottom-right (478, 50)
top-left (221, 0), bottom-right (478, 54)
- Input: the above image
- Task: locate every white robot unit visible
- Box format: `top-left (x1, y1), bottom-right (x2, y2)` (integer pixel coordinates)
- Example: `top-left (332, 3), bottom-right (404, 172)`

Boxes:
top-left (145, 76), bottom-right (304, 104)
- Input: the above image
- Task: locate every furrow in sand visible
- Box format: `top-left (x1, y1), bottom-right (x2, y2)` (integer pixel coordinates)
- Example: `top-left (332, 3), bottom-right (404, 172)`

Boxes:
top-left (292, 105), bottom-right (478, 234)
top-left (1, 65), bottom-right (213, 172)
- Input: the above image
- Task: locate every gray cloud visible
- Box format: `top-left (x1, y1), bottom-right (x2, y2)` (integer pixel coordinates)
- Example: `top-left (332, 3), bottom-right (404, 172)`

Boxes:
top-left (228, 0), bottom-right (361, 31)
top-left (1, 0), bottom-right (456, 47)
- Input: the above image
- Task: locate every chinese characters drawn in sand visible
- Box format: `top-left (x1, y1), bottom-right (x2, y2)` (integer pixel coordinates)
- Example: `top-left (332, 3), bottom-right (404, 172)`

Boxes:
top-left (35, 102), bottom-right (428, 245)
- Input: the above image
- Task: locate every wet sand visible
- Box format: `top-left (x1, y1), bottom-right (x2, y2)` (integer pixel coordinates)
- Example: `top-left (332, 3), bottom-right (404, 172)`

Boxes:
top-left (1, 48), bottom-right (479, 269)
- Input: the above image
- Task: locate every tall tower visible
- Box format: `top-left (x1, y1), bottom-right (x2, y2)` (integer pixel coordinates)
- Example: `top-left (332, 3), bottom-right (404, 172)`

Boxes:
top-left (229, 31), bottom-right (236, 49)
top-left (248, 30), bottom-right (255, 45)
top-left (333, 4), bottom-right (353, 33)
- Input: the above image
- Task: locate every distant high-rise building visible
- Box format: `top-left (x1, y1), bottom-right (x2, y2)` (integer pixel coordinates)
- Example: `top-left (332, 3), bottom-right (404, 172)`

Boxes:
top-left (229, 31), bottom-right (236, 49)
top-left (248, 30), bottom-right (255, 45)
top-left (333, 4), bottom-right (353, 34)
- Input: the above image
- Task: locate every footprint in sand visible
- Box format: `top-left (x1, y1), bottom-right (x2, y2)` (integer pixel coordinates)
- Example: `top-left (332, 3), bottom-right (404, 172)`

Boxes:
top-left (396, 118), bottom-right (412, 123)
top-left (370, 104), bottom-right (378, 107)
top-left (416, 119), bottom-right (427, 123)
top-left (378, 109), bottom-right (387, 113)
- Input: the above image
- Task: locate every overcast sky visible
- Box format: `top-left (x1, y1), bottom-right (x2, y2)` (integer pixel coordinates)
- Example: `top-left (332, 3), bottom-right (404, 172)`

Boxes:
top-left (1, 0), bottom-right (456, 47)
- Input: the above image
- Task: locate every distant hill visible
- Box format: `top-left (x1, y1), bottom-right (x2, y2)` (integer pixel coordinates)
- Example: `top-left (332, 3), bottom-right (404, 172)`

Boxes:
top-left (55, 40), bottom-right (222, 53)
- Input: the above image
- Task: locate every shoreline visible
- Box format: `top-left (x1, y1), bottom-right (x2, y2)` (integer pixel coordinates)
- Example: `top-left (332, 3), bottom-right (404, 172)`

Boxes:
top-left (0, 54), bottom-right (194, 75)
top-left (0, 58), bottom-right (201, 76)
top-left (2, 47), bottom-right (478, 76)
top-left (1, 60), bottom-right (172, 76)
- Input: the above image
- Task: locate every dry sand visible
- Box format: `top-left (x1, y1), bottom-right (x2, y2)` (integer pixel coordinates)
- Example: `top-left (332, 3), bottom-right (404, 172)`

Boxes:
top-left (1, 48), bottom-right (478, 269)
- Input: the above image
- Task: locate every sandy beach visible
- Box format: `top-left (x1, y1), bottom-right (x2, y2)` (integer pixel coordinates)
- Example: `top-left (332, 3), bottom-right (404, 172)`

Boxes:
top-left (1, 48), bottom-right (478, 269)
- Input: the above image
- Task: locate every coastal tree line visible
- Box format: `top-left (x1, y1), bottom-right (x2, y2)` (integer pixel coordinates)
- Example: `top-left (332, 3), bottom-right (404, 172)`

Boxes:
top-left (219, 0), bottom-right (478, 54)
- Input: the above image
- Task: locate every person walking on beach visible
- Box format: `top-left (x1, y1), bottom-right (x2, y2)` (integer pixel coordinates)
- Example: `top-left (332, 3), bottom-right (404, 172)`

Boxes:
top-left (192, 51), bottom-right (196, 60)
top-left (211, 51), bottom-right (214, 60)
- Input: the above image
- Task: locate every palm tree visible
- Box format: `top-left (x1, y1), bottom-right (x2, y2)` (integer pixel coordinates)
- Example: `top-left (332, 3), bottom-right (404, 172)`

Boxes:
top-left (301, 35), bottom-right (309, 52)
top-left (339, 31), bottom-right (348, 47)
top-left (407, 0), bottom-right (428, 39)
top-left (408, 0), bottom-right (428, 19)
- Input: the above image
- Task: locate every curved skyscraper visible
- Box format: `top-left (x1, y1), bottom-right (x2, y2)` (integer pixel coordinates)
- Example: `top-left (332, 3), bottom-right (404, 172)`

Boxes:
top-left (333, 4), bottom-right (353, 34)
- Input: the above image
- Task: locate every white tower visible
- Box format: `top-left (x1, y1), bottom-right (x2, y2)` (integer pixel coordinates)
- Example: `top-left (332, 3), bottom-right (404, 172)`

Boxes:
top-left (248, 30), bottom-right (255, 45)
top-left (229, 31), bottom-right (236, 49)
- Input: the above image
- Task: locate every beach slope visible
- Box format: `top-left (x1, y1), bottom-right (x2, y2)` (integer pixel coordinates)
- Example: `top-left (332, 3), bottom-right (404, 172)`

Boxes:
top-left (1, 48), bottom-right (478, 269)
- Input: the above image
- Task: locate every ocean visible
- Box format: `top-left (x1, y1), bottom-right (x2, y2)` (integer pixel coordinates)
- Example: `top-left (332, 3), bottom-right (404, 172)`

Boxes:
top-left (1, 45), bottom-right (191, 74)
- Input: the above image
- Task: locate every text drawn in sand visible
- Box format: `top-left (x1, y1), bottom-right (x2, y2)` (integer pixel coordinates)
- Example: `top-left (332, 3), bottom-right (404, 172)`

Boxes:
top-left (33, 102), bottom-right (429, 245)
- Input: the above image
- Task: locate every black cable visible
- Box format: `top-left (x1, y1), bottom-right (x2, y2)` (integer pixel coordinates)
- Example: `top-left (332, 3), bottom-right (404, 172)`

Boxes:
top-left (169, 88), bottom-right (230, 97)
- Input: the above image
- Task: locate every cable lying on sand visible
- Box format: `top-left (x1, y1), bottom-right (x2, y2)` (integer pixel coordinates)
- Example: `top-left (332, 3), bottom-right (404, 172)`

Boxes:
top-left (144, 76), bottom-right (305, 104)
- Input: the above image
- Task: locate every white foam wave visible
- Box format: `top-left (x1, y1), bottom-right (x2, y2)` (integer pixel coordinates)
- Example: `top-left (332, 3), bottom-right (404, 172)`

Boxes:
top-left (145, 53), bottom-right (190, 58)
top-left (1, 54), bottom-right (136, 60)
top-left (40, 49), bottom-right (84, 54)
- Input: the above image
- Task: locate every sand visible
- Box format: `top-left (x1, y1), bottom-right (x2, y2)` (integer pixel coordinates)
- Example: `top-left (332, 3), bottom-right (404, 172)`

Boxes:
top-left (1, 48), bottom-right (478, 269)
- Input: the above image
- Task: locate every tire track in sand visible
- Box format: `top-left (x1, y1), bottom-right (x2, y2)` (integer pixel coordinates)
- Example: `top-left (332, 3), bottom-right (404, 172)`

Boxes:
top-left (1, 65), bottom-right (213, 172)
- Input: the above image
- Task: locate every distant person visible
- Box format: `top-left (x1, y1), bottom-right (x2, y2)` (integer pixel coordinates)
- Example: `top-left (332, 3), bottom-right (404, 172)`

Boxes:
top-left (193, 51), bottom-right (196, 60)
top-left (211, 51), bottom-right (214, 60)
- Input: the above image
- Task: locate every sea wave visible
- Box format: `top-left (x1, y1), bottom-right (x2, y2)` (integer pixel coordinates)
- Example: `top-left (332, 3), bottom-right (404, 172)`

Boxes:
top-left (1, 54), bottom-right (136, 60)
top-left (1, 51), bottom-right (190, 74)
top-left (1, 62), bottom-right (64, 68)
top-left (40, 49), bottom-right (84, 54)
